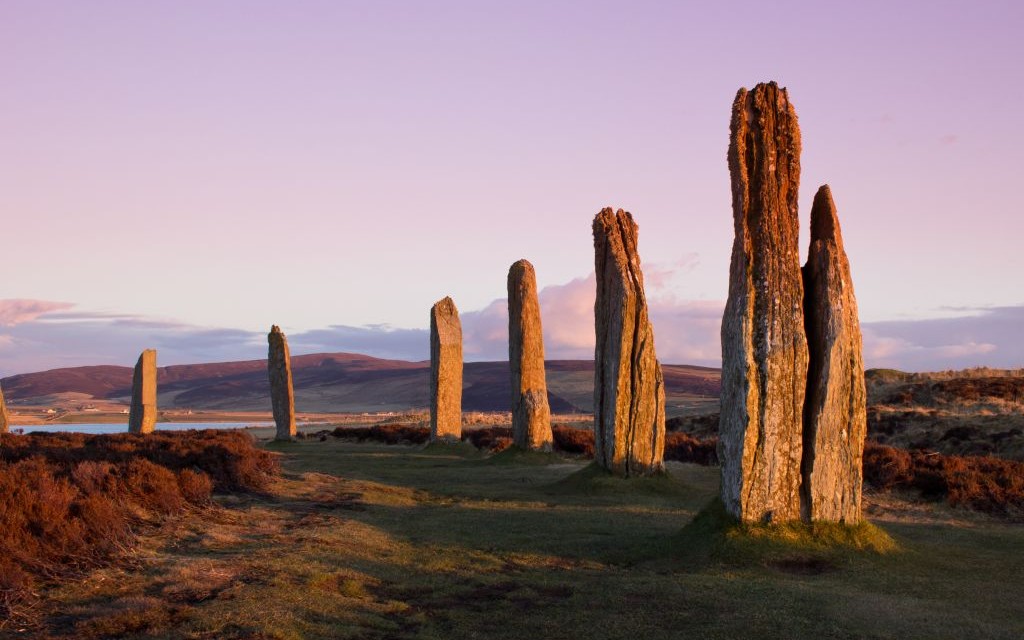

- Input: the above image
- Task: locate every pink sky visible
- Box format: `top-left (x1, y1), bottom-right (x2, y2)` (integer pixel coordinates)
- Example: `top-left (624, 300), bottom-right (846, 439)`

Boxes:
top-left (1, 1), bottom-right (1022, 375)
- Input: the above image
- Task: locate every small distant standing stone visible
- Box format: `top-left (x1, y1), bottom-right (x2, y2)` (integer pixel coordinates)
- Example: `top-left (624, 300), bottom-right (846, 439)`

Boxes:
top-left (430, 296), bottom-right (463, 442)
top-left (128, 349), bottom-right (158, 434)
top-left (507, 259), bottom-right (553, 451)
top-left (592, 207), bottom-right (666, 477)
top-left (0, 383), bottom-right (10, 434)
top-left (268, 325), bottom-right (297, 441)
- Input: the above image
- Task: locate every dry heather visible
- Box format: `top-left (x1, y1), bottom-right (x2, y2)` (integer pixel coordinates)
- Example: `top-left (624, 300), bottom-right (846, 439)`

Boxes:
top-left (863, 442), bottom-right (1024, 516)
top-left (0, 430), bottom-right (278, 624)
top-left (864, 369), bottom-right (1024, 460)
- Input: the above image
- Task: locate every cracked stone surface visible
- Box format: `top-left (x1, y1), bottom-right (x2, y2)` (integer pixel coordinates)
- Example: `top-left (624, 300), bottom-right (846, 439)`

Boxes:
top-left (719, 82), bottom-right (808, 522)
top-left (592, 207), bottom-right (665, 477)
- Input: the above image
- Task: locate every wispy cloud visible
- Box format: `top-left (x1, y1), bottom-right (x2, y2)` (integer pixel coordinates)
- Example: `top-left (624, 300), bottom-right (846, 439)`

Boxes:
top-left (1, 292), bottom-right (1022, 378)
top-left (0, 299), bottom-right (74, 327)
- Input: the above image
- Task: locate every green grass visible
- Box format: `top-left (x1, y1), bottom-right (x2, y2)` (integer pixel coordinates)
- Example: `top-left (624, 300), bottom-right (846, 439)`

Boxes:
top-left (37, 439), bottom-right (1024, 639)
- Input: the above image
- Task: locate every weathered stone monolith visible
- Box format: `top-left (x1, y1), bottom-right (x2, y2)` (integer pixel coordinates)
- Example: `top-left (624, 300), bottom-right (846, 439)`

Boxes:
top-left (430, 297), bottom-right (463, 442)
top-left (592, 208), bottom-right (665, 476)
top-left (128, 349), bottom-right (158, 434)
top-left (0, 384), bottom-right (9, 434)
top-left (268, 325), bottom-right (297, 441)
top-left (801, 185), bottom-right (867, 523)
top-left (720, 82), bottom-right (808, 522)
top-left (507, 259), bottom-right (553, 451)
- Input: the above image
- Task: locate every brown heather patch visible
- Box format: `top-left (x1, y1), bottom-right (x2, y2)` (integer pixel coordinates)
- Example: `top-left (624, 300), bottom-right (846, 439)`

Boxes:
top-left (0, 430), bottom-right (278, 626)
top-left (332, 423), bottom-right (430, 445)
top-left (863, 442), bottom-right (1024, 516)
top-left (463, 426), bottom-right (514, 452)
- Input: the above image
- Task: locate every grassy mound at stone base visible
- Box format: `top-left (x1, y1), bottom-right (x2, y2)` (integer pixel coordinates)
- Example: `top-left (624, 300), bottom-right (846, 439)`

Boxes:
top-left (675, 499), bottom-right (897, 571)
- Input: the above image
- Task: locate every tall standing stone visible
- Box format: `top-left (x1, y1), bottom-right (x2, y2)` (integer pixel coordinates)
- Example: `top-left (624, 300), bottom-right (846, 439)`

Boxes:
top-left (507, 259), bottom-right (553, 451)
top-left (801, 185), bottom-right (867, 523)
top-left (430, 297), bottom-right (463, 442)
top-left (592, 208), bottom-right (665, 477)
top-left (720, 82), bottom-right (808, 522)
top-left (0, 384), bottom-right (10, 434)
top-left (268, 325), bottom-right (297, 441)
top-left (128, 349), bottom-right (158, 434)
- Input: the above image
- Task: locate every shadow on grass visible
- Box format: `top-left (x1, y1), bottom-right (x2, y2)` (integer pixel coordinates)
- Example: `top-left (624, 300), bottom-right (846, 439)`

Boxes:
top-left (545, 462), bottom-right (692, 498)
top-left (478, 446), bottom-right (569, 466)
top-left (419, 440), bottom-right (485, 458)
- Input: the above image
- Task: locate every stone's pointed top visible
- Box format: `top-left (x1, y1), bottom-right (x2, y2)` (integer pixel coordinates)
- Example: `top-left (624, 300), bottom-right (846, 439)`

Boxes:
top-left (270, 324), bottom-right (284, 335)
top-left (509, 258), bottom-right (535, 277)
top-left (433, 296), bottom-right (458, 315)
top-left (810, 184), bottom-right (843, 246)
top-left (593, 207), bottom-right (632, 229)
top-left (738, 80), bottom-right (789, 100)
top-left (731, 82), bottom-right (798, 135)
top-left (137, 349), bottom-right (156, 366)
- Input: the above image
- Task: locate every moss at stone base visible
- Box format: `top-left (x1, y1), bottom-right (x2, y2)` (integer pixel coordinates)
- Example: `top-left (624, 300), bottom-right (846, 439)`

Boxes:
top-left (675, 498), bottom-right (897, 570)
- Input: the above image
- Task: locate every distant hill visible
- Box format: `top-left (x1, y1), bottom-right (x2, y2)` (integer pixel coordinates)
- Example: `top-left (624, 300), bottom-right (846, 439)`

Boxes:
top-left (1, 353), bottom-right (721, 417)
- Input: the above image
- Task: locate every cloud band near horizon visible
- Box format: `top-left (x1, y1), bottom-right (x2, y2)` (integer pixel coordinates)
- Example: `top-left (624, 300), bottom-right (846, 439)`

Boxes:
top-left (0, 283), bottom-right (1021, 377)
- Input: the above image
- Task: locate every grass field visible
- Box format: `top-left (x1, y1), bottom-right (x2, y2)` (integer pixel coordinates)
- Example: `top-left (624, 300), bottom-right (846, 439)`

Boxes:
top-left (30, 439), bottom-right (1024, 639)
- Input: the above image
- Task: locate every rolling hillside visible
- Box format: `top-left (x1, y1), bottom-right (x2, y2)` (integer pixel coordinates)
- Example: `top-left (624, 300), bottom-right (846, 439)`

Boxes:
top-left (1, 353), bottom-right (721, 416)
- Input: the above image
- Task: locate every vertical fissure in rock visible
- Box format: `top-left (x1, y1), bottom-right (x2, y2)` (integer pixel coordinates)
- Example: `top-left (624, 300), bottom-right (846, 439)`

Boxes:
top-left (800, 185), bottom-right (867, 523)
top-left (720, 81), bottom-right (807, 522)
top-left (592, 207), bottom-right (665, 477)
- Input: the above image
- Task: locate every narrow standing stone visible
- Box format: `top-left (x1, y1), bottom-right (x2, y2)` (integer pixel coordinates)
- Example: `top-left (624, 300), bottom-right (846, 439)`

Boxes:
top-left (128, 349), bottom-right (158, 434)
top-left (719, 82), bottom-right (808, 522)
top-left (592, 208), bottom-right (665, 477)
top-left (801, 185), bottom-right (867, 523)
top-left (268, 325), bottom-right (297, 441)
top-left (0, 384), bottom-right (9, 434)
top-left (507, 259), bottom-right (553, 451)
top-left (430, 297), bottom-right (463, 442)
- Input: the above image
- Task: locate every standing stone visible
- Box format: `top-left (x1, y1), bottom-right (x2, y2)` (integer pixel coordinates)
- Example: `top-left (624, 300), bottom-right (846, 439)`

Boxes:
top-left (592, 208), bottom-right (665, 477)
top-left (719, 82), bottom-right (808, 522)
top-left (128, 349), bottom-right (158, 434)
top-left (507, 259), bottom-right (553, 451)
top-left (0, 384), bottom-right (9, 434)
top-left (801, 185), bottom-right (867, 523)
top-left (268, 325), bottom-right (297, 441)
top-left (430, 297), bottom-right (463, 442)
